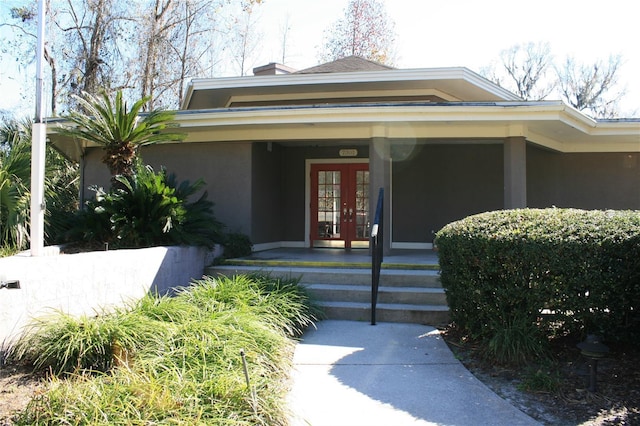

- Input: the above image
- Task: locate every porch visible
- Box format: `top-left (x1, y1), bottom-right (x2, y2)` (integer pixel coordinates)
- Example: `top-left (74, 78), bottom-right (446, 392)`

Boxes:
top-left (223, 247), bottom-right (439, 268)
top-left (206, 248), bottom-right (449, 325)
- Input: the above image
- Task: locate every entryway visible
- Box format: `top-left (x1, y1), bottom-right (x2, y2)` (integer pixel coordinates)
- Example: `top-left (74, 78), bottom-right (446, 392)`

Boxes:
top-left (310, 163), bottom-right (370, 249)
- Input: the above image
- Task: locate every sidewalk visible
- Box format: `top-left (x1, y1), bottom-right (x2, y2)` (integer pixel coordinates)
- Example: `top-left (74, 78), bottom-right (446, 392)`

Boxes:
top-left (287, 320), bottom-right (540, 426)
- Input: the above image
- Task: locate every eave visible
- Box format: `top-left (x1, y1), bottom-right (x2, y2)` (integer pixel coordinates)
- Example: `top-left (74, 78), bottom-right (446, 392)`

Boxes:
top-left (48, 102), bottom-right (640, 163)
top-left (182, 67), bottom-right (521, 109)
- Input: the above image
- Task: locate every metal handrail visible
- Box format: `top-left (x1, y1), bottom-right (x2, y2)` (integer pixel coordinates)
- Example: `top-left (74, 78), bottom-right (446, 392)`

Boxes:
top-left (371, 188), bottom-right (384, 325)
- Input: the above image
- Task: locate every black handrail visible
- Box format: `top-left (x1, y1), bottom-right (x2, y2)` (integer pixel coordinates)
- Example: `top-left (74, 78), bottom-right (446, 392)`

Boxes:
top-left (371, 188), bottom-right (384, 325)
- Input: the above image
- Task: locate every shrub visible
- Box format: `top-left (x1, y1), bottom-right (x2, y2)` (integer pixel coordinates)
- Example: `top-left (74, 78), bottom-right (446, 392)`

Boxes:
top-left (223, 232), bottom-right (253, 258)
top-left (12, 274), bottom-right (319, 424)
top-left (435, 208), bottom-right (640, 355)
top-left (66, 163), bottom-right (225, 249)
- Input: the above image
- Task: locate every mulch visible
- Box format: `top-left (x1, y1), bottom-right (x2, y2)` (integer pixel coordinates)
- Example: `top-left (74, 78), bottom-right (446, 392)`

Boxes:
top-left (441, 326), bottom-right (640, 425)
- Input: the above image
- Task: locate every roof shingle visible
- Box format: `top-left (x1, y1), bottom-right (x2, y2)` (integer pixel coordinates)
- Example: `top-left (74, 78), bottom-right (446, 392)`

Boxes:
top-left (296, 56), bottom-right (394, 74)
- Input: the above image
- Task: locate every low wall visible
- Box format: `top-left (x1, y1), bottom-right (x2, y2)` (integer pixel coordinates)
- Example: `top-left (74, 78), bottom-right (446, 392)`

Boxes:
top-left (0, 245), bottom-right (218, 348)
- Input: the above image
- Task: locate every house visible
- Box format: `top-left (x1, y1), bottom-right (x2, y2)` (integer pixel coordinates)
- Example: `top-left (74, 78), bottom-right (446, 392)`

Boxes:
top-left (51, 56), bottom-right (640, 254)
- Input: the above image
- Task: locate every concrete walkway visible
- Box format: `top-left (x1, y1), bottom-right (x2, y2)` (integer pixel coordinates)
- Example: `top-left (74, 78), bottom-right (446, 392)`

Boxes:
top-left (288, 320), bottom-right (540, 426)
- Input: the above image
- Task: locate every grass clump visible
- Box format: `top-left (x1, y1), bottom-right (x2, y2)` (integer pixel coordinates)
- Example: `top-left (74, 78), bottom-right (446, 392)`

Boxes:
top-left (484, 314), bottom-right (550, 366)
top-left (10, 274), bottom-right (319, 425)
top-left (518, 365), bottom-right (561, 393)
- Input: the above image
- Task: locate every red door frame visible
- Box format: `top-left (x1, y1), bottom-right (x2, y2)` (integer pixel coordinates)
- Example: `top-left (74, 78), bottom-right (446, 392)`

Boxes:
top-left (310, 163), bottom-right (369, 248)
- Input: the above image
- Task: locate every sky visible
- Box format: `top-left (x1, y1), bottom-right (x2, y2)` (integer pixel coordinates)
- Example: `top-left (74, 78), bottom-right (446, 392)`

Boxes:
top-left (1, 0), bottom-right (638, 117)
top-left (251, 0), bottom-right (639, 115)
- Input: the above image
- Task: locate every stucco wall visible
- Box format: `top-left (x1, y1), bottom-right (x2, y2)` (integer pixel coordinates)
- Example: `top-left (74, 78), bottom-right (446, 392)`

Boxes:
top-left (528, 147), bottom-right (640, 210)
top-left (143, 142), bottom-right (253, 236)
top-left (391, 143), bottom-right (504, 242)
top-left (251, 142), bottom-right (284, 244)
top-left (82, 143), bottom-right (253, 237)
top-left (0, 246), bottom-right (215, 347)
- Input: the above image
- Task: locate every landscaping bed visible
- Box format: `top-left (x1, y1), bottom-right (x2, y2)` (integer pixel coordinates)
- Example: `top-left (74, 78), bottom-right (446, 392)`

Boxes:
top-left (443, 325), bottom-right (640, 425)
top-left (1, 273), bottom-right (319, 425)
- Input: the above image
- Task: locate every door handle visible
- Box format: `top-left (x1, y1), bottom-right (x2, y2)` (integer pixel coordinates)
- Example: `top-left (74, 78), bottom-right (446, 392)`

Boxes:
top-left (349, 208), bottom-right (354, 222)
top-left (343, 207), bottom-right (348, 222)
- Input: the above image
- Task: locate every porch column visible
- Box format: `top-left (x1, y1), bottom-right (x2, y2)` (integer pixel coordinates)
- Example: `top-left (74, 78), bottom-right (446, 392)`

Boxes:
top-left (370, 136), bottom-right (391, 255)
top-left (503, 136), bottom-right (527, 209)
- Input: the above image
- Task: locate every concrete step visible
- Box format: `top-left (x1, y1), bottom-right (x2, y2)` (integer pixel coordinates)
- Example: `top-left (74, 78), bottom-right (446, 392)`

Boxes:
top-left (206, 264), bottom-right (449, 326)
top-left (304, 284), bottom-right (447, 305)
top-left (207, 265), bottom-right (442, 288)
top-left (317, 301), bottom-right (450, 326)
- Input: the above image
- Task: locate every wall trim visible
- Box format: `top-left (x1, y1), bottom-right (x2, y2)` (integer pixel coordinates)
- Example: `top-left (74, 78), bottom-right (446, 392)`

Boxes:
top-left (252, 241), bottom-right (306, 252)
top-left (391, 242), bottom-right (432, 250)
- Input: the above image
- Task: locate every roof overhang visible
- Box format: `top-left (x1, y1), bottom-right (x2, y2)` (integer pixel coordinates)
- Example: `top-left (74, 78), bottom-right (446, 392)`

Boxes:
top-left (48, 101), bottom-right (640, 163)
top-left (182, 67), bottom-right (521, 109)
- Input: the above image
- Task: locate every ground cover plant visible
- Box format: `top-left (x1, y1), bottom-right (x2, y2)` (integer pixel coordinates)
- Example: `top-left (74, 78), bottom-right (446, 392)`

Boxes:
top-left (7, 273), bottom-right (319, 425)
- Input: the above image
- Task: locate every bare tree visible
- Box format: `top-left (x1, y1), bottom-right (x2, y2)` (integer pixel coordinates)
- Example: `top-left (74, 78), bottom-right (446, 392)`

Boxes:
top-left (1, 0), bottom-right (262, 114)
top-left (1, 3), bottom-right (59, 115)
top-left (138, 0), bottom-right (175, 109)
top-left (168, 0), bottom-right (219, 106)
top-left (279, 14), bottom-right (291, 65)
top-left (320, 0), bottom-right (396, 65)
top-left (482, 42), bottom-right (554, 100)
top-left (227, 4), bottom-right (262, 76)
top-left (58, 0), bottom-right (129, 105)
top-left (556, 55), bottom-right (626, 118)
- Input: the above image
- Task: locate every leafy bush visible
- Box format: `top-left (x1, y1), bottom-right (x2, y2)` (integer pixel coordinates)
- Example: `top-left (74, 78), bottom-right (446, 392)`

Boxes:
top-left (66, 163), bottom-right (224, 249)
top-left (11, 274), bottom-right (319, 424)
top-left (223, 232), bottom-right (253, 258)
top-left (435, 208), bottom-right (640, 358)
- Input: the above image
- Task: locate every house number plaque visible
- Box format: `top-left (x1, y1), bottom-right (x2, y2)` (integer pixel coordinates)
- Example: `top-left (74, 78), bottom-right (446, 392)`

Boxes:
top-left (339, 149), bottom-right (358, 157)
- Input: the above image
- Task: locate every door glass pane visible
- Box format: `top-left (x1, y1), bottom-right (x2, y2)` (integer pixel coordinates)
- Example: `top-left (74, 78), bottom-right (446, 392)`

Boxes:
top-left (316, 171), bottom-right (341, 239)
top-left (354, 170), bottom-right (370, 239)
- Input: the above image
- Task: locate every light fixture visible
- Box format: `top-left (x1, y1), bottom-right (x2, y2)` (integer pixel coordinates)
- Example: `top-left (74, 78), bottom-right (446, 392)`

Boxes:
top-left (577, 334), bottom-right (609, 392)
top-left (0, 280), bottom-right (20, 290)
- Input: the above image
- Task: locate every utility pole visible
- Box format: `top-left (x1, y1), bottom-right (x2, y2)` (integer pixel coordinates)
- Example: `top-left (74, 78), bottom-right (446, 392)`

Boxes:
top-left (30, 0), bottom-right (46, 256)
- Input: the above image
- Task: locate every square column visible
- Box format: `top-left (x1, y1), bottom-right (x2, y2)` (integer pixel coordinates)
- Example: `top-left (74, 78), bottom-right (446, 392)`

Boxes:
top-left (370, 137), bottom-right (391, 255)
top-left (504, 137), bottom-right (527, 209)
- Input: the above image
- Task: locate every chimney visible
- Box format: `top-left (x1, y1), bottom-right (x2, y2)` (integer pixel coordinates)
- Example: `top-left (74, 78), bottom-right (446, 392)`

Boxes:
top-left (253, 63), bottom-right (297, 76)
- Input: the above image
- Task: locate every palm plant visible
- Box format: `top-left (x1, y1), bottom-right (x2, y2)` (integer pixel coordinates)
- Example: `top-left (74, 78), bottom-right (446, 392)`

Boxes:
top-left (0, 120), bottom-right (32, 249)
top-left (0, 118), bottom-right (79, 252)
top-left (57, 91), bottom-right (185, 183)
top-left (67, 162), bottom-right (224, 249)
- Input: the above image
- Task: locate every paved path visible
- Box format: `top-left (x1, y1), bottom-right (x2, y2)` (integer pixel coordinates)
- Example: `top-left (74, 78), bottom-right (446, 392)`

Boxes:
top-left (288, 320), bottom-right (540, 426)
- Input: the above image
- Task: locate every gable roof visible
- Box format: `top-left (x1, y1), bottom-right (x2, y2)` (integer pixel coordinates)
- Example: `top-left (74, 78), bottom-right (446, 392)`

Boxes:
top-left (295, 56), bottom-right (394, 74)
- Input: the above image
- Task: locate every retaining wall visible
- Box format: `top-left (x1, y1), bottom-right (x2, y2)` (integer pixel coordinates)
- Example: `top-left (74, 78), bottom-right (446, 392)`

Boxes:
top-left (0, 246), bottom-right (217, 347)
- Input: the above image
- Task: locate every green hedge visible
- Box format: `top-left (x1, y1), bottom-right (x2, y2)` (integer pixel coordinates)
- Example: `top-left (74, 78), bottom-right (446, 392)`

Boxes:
top-left (435, 209), bottom-right (640, 346)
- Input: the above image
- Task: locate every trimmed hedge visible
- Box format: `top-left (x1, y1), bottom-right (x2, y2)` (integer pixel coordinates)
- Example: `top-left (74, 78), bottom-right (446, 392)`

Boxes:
top-left (435, 209), bottom-right (640, 346)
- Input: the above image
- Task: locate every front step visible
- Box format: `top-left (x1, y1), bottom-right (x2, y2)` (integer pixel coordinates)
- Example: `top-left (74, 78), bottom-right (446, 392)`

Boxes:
top-left (318, 301), bottom-right (449, 324)
top-left (206, 264), bottom-right (449, 326)
top-left (304, 284), bottom-right (446, 305)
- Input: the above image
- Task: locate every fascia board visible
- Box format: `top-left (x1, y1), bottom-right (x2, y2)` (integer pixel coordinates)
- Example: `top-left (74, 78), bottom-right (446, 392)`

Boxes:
top-left (185, 67), bottom-right (521, 104)
top-left (181, 81), bottom-right (195, 110)
top-left (176, 102), bottom-right (639, 139)
top-left (175, 103), bottom-right (556, 125)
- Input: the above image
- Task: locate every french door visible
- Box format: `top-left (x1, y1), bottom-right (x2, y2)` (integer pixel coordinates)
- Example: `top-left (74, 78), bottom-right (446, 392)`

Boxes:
top-left (311, 163), bottom-right (370, 248)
